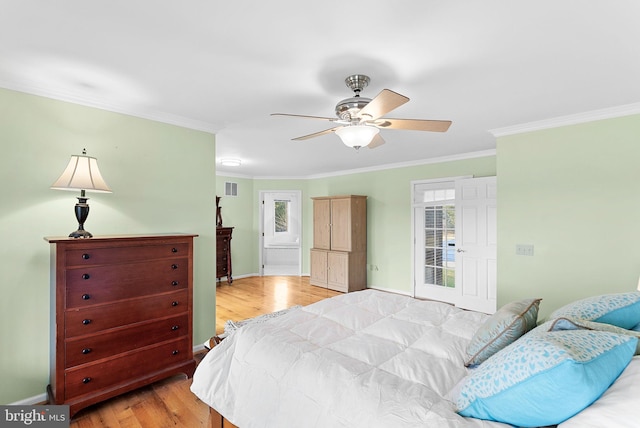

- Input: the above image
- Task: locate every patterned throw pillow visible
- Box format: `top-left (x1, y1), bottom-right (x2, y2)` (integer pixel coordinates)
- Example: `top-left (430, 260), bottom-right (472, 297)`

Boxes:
top-left (455, 330), bottom-right (637, 427)
top-left (464, 298), bottom-right (541, 366)
top-left (549, 292), bottom-right (640, 329)
top-left (545, 317), bottom-right (640, 355)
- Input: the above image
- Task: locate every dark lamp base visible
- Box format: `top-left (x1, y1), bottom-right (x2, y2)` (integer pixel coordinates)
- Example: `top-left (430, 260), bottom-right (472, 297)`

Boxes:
top-left (69, 229), bottom-right (93, 239)
top-left (70, 196), bottom-right (92, 238)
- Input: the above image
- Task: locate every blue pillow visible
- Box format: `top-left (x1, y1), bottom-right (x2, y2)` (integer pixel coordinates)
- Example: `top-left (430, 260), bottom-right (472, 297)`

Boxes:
top-left (549, 292), bottom-right (640, 329)
top-left (464, 298), bottom-right (541, 366)
top-left (546, 317), bottom-right (640, 355)
top-left (455, 330), bottom-right (637, 427)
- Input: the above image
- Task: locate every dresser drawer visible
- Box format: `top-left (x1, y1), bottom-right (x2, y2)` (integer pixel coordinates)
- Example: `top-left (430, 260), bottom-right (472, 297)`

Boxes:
top-left (65, 289), bottom-right (189, 337)
top-left (65, 258), bottom-right (188, 308)
top-left (64, 242), bottom-right (191, 267)
top-left (64, 337), bottom-right (190, 400)
top-left (65, 313), bottom-right (189, 367)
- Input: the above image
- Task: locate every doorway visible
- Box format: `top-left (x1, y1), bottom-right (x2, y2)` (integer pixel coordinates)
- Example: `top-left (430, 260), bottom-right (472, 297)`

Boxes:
top-left (412, 176), bottom-right (497, 313)
top-left (259, 191), bottom-right (302, 276)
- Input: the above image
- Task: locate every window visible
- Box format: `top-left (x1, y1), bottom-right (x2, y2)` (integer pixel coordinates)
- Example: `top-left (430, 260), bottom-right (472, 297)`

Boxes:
top-left (413, 181), bottom-right (457, 290)
top-left (424, 204), bottom-right (455, 287)
top-left (274, 200), bottom-right (289, 233)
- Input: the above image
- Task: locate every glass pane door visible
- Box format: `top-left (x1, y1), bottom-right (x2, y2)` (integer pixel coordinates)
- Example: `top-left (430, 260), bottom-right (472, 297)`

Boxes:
top-left (423, 204), bottom-right (455, 288)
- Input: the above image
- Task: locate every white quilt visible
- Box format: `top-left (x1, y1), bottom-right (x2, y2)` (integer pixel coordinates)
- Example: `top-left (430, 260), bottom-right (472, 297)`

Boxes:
top-left (191, 289), bottom-right (511, 428)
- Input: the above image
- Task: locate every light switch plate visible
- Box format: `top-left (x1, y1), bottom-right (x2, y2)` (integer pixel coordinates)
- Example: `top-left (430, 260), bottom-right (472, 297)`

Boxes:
top-left (516, 244), bottom-right (534, 256)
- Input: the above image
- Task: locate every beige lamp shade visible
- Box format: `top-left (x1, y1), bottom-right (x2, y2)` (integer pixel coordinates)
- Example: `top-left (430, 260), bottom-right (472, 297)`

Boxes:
top-left (51, 153), bottom-right (112, 193)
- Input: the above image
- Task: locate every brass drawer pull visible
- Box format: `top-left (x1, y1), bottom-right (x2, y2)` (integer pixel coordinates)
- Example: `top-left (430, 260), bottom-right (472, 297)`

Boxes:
top-left (82, 348), bottom-right (92, 354)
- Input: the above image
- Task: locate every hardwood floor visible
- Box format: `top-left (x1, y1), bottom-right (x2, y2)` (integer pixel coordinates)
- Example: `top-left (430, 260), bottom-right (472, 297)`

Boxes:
top-left (69, 276), bottom-right (340, 427)
top-left (214, 275), bottom-right (341, 334)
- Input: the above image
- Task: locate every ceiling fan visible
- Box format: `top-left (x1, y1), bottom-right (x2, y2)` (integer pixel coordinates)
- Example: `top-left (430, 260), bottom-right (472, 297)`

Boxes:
top-left (272, 74), bottom-right (452, 150)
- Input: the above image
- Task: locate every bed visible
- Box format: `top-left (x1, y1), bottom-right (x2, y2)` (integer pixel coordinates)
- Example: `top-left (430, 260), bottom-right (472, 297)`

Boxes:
top-left (191, 289), bottom-right (640, 428)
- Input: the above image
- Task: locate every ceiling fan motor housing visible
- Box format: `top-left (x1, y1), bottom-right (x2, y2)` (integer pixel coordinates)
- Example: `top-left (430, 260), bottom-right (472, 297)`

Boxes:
top-left (335, 96), bottom-right (371, 121)
top-left (335, 74), bottom-right (372, 121)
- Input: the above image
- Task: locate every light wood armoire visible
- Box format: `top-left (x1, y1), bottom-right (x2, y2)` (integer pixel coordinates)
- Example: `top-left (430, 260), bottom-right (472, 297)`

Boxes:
top-left (310, 195), bottom-right (367, 292)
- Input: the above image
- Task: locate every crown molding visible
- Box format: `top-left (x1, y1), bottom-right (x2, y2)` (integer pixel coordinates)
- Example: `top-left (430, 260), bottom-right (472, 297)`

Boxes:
top-left (0, 81), bottom-right (220, 133)
top-left (305, 149), bottom-right (497, 180)
top-left (489, 102), bottom-right (640, 137)
top-left (216, 149), bottom-right (497, 180)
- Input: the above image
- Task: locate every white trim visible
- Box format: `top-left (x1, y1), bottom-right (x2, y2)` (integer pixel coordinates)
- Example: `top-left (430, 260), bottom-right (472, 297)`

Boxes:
top-left (258, 190), bottom-right (302, 277)
top-left (366, 285), bottom-right (413, 297)
top-left (217, 149), bottom-right (496, 180)
top-left (216, 171), bottom-right (254, 179)
top-left (489, 102), bottom-right (640, 137)
top-left (9, 393), bottom-right (48, 406)
top-left (0, 81), bottom-right (220, 133)
top-left (193, 343), bottom-right (207, 353)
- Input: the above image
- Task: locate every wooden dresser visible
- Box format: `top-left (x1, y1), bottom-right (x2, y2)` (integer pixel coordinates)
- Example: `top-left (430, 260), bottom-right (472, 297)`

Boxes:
top-left (44, 233), bottom-right (197, 417)
top-left (216, 227), bottom-right (233, 284)
top-left (310, 195), bottom-right (367, 293)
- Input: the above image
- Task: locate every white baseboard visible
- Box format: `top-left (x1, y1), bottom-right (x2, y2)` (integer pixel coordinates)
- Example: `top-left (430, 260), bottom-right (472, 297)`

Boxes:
top-left (193, 343), bottom-right (207, 353)
top-left (366, 285), bottom-right (413, 297)
top-left (10, 392), bottom-right (48, 405)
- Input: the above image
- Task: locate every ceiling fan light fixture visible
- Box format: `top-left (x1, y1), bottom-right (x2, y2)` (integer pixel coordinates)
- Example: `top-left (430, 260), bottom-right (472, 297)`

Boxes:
top-left (335, 125), bottom-right (379, 149)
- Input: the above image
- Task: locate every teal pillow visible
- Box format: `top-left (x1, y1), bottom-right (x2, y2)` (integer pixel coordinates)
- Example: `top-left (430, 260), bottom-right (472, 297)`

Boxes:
top-left (549, 292), bottom-right (640, 329)
top-left (547, 317), bottom-right (640, 355)
top-left (464, 298), bottom-right (541, 366)
top-left (455, 330), bottom-right (637, 427)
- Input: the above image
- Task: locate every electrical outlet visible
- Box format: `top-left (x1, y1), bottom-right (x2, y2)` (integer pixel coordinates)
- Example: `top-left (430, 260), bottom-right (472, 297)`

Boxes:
top-left (515, 244), bottom-right (534, 256)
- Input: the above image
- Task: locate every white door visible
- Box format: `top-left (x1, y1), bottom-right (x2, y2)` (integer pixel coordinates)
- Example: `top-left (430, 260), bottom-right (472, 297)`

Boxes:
top-left (413, 176), bottom-right (497, 314)
top-left (260, 191), bottom-right (302, 276)
top-left (455, 177), bottom-right (497, 313)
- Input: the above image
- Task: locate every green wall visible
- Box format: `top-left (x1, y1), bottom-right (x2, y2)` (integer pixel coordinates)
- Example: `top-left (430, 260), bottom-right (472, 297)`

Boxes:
top-left (497, 114), bottom-right (640, 319)
top-left (0, 88), bottom-right (217, 404)
top-left (221, 114), bottom-right (640, 322)
top-left (5, 83), bottom-right (638, 406)
top-left (218, 155), bottom-right (497, 293)
top-left (215, 176), bottom-right (258, 276)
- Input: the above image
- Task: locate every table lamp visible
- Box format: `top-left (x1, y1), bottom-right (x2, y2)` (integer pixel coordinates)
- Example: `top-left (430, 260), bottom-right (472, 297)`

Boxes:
top-left (51, 149), bottom-right (112, 238)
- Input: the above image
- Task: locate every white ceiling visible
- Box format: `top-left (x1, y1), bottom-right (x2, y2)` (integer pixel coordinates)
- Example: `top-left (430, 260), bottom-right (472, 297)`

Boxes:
top-left (2, 1), bottom-right (640, 178)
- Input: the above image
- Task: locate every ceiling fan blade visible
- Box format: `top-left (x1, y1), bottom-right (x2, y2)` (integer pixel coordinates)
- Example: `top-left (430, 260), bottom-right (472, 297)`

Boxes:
top-left (271, 113), bottom-right (336, 121)
top-left (292, 127), bottom-right (339, 141)
top-left (367, 133), bottom-right (386, 149)
top-left (375, 118), bottom-right (452, 132)
top-left (357, 89), bottom-right (409, 121)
